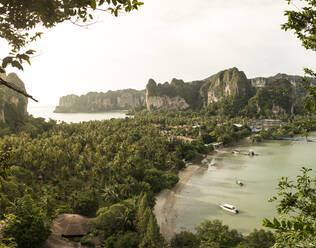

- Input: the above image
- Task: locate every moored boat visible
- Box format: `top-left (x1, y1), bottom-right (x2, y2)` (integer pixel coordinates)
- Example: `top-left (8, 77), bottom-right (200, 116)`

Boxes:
top-left (236, 180), bottom-right (244, 186)
top-left (219, 204), bottom-right (239, 214)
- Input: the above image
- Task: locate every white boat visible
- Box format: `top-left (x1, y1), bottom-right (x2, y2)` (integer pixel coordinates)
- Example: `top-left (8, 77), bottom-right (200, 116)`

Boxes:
top-left (236, 180), bottom-right (244, 186)
top-left (219, 204), bottom-right (239, 214)
top-left (249, 149), bottom-right (255, 156)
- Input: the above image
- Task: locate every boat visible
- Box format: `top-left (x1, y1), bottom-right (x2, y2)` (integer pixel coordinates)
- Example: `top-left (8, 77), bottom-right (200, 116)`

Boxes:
top-left (249, 149), bottom-right (255, 156)
top-left (232, 149), bottom-right (240, 154)
top-left (219, 204), bottom-right (239, 214)
top-left (236, 179), bottom-right (244, 186)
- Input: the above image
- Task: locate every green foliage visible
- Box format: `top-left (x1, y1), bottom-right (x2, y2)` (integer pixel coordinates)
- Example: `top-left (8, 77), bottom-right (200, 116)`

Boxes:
top-left (237, 229), bottom-right (275, 248)
top-left (146, 79), bottom-right (205, 110)
top-left (135, 193), bottom-right (150, 235)
top-left (91, 198), bottom-right (136, 239)
top-left (170, 231), bottom-right (200, 248)
top-left (72, 190), bottom-right (99, 217)
top-left (0, 148), bottom-right (13, 183)
top-left (103, 231), bottom-right (140, 248)
top-left (303, 69), bottom-right (316, 114)
top-left (196, 219), bottom-right (244, 248)
top-left (2, 195), bottom-right (50, 248)
top-left (282, 0), bottom-right (316, 51)
top-left (139, 213), bottom-right (164, 248)
top-left (282, 1), bottom-right (316, 115)
top-left (0, 238), bottom-right (17, 248)
top-left (263, 167), bottom-right (316, 247)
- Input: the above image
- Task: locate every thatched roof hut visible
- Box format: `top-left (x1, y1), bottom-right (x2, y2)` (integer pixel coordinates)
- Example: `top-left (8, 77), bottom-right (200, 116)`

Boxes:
top-left (43, 213), bottom-right (96, 248)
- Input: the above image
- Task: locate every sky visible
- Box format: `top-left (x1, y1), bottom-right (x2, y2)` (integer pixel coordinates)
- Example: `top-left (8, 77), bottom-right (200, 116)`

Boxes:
top-left (1, 0), bottom-right (315, 107)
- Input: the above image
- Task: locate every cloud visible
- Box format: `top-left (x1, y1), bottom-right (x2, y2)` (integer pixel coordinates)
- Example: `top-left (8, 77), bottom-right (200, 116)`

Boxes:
top-left (2, 0), bottom-right (311, 106)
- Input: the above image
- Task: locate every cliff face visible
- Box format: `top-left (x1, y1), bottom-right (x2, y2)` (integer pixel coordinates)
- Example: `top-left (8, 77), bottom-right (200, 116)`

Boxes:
top-left (206, 68), bottom-right (253, 105)
top-left (145, 67), bottom-right (310, 115)
top-left (145, 78), bottom-right (204, 111)
top-left (250, 73), bottom-right (315, 88)
top-left (54, 89), bottom-right (145, 113)
top-left (146, 95), bottom-right (189, 111)
top-left (0, 73), bottom-right (28, 125)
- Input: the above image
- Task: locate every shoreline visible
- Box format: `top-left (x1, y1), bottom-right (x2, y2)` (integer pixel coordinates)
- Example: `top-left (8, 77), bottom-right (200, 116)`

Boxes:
top-left (154, 137), bottom-right (252, 240)
top-left (154, 164), bottom-right (205, 240)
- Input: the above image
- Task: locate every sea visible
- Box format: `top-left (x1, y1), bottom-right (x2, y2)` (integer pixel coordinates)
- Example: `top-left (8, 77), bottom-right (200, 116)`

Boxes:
top-left (27, 106), bottom-right (127, 123)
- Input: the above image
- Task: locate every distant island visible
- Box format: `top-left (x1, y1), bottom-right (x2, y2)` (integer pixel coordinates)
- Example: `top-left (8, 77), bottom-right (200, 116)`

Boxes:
top-left (54, 67), bottom-right (314, 116)
top-left (54, 89), bottom-right (145, 113)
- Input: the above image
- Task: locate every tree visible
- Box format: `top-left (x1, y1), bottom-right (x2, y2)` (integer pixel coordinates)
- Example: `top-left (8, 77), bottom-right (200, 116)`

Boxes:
top-left (196, 219), bottom-right (244, 248)
top-left (0, 148), bottom-right (12, 186)
top-left (2, 195), bottom-right (50, 248)
top-left (72, 190), bottom-right (99, 217)
top-left (0, 0), bottom-right (144, 99)
top-left (139, 213), bottom-right (164, 248)
top-left (282, 0), bottom-right (316, 113)
top-left (236, 229), bottom-right (275, 248)
top-left (282, 0), bottom-right (316, 51)
top-left (263, 167), bottom-right (316, 247)
top-left (170, 231), bottom-right (200, 248)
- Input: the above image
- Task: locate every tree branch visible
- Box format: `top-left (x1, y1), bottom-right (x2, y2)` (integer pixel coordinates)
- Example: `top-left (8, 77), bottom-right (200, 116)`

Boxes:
top-left (0, 77), bottom-right (38, 102)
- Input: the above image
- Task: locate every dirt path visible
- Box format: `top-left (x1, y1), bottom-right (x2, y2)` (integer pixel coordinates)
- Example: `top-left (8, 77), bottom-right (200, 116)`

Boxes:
top-left (154, 164), bottom-right (203, 240)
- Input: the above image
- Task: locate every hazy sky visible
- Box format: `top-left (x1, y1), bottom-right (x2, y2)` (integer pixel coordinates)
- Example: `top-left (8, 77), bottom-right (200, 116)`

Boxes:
top-left (2, 0), bottom-right (315, 106)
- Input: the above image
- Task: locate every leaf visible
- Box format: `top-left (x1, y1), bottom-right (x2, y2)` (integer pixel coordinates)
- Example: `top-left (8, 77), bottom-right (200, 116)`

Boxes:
top-left (273, 218), bottom-right (280, 228)
top-left (2, 56), bottom-right (13, 68)
top-left (11, 61), bottom-right (24, 70)
top-left (90, 0), bottom-right (97, 10)
top-left (262, 219), bottom-right (274, 228)
top-left (25, 50), bottom-right (36, 55)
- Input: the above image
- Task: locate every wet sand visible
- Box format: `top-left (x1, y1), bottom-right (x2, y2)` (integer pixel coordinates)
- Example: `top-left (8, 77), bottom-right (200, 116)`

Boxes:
top-left (154, 164), bottom-right (204, 240)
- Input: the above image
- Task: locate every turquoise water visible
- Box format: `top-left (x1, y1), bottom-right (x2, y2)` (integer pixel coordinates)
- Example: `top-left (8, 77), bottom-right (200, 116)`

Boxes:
top-left (28, 106), bottom-right (127, 123)
top-left (175, 133), bottom-right (316, 234)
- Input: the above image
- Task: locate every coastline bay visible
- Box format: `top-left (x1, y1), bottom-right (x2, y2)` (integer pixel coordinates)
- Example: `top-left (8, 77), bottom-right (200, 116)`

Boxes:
top-left (155, 133), bottom-right (316, 237)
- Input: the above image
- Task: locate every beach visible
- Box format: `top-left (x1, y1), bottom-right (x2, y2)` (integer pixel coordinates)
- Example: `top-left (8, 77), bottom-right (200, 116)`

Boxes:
top-left (153, 164), bottom-right (205, 240)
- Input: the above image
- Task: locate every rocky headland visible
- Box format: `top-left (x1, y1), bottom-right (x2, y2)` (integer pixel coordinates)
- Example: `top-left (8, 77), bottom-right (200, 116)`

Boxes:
top-left (54, 67), bottom-right (314, 115)
top-left (0, 73), bottom-right (28, 125)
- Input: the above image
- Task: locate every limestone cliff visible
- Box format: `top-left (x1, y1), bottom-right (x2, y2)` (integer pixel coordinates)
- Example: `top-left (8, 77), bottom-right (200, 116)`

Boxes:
top-left (145, 67), bottom-right (309, 115)
top-left (205, 67), bottom-right (253, 105)
top-left (146, 78), bottom-right (204, 111)
top-left (247, 78), bottom-right (296, 115)
top-left (250, 73), bottom-right (315, 88)
top-left (0, 73), bottom-right (28, 125)
top-left (54, 89), bottom-right (145, 113)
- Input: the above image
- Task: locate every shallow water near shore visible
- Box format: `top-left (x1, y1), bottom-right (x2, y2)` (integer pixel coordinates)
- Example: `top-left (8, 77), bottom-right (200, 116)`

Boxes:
top-left (174, 132), bottom-right (316, 234)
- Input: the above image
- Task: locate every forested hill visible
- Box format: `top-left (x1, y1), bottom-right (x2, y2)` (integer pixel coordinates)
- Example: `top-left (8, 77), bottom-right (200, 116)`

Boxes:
top-left (0, 73), bottom-right (28, 126)
top-left (146, 67), bottom-right (315, 117)
top-left (54, 67), bottom-right (314, 116)
top-left (54, 89), bottom-right (145, 113)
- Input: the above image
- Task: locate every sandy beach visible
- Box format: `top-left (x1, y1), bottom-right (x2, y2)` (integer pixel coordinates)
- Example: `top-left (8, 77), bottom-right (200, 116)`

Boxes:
top-left (153, 139), bottom-right (251, 240)
top-left (153, 164), bottom-right (205, 240)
